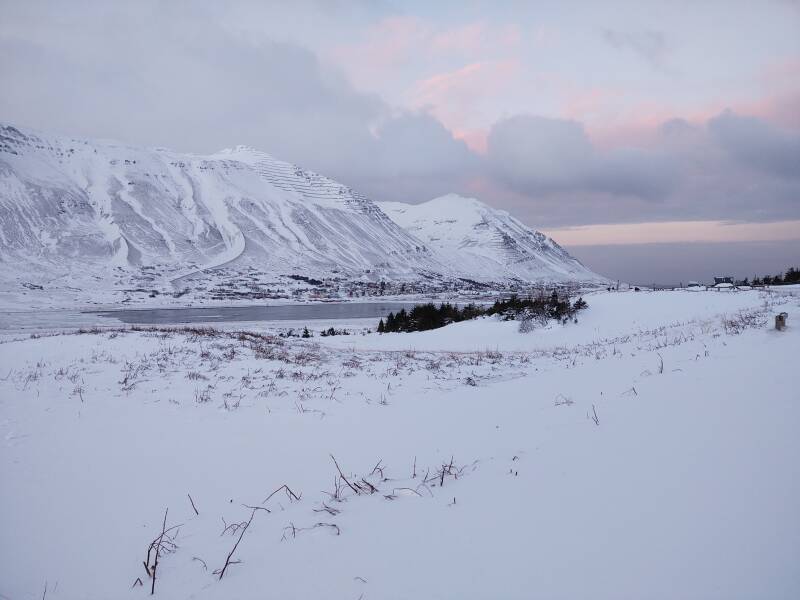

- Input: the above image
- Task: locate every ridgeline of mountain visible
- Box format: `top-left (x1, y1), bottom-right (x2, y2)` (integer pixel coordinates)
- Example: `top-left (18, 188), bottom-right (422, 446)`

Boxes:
top-left (379, 194), bottom-right (599, 284)
top-left (0, 123), bottom-right (605, 306)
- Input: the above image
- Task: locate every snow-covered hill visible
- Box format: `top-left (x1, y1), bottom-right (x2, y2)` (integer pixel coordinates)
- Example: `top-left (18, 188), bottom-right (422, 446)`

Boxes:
top-left (0, 123), bottom-right (605, 306)
top-left (380, 194), bottom-right (602, 284)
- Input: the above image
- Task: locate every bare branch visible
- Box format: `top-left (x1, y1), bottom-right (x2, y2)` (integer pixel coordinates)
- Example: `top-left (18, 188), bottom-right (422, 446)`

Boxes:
top-left (262, 484), bottom-right (301, 505)
top-left (188, 493), bottom-right (199, 516)
top-left (216, 508), bottom-right (258, 580)
top-left (330, 454), bottom-right (360, 495)
top-left (150, 508), bottom-right (168, 595)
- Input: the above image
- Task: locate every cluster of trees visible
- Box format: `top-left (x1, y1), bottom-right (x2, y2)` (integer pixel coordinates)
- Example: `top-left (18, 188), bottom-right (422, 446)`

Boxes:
top-left (281, 326), bottom-right (350, 338)
top-left (378, 293), bottom-right (588, 334)
top-left (378, 302), bottom-right (482, 333)
top-left (749, 267), bottom-right (800, 286)
top-left (319, 327), bottom-right (350, 337)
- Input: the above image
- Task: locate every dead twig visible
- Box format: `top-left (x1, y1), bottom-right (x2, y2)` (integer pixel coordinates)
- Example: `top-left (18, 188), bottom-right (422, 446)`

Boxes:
top-left (281, 522), bottom-right (298, 541)
top-left (313, 522), bottom-right (340, 535)
top-left (392, 487), bottom-right (423, 497)
top-left (330, 454), bottom-right (360, 495)
top-left (188, 493), bottom-right (199, 516)
top-left (370, 459), bottom-right (384, 478)
top-left (215, 507), bottom-right (258, 580)
top-left (262, 484), bottom-right (301, 505)
top-left (148, 508), bottom-right (169, 595)
top-left (313, 502), bottom-right (341, 516)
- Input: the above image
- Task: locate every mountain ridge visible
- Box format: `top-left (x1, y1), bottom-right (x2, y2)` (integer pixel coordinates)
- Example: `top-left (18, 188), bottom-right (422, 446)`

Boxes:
top-left (379, 193), bottom-right (598, 284)
top-left (0, 122), bottom-right (606, 306)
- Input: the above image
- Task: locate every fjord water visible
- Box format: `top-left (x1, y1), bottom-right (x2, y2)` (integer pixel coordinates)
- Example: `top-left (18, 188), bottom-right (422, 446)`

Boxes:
top-left (92, 302), bottom-right (421, 325)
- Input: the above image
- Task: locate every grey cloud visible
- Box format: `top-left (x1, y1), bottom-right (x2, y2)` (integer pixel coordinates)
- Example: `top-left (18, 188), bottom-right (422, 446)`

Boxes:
top-left (486, 116), bottom-right (594, 191)
top-left (369, 113), bottom-right (477, 177)
top-left (482, 112), bottom-right (800, 228)
top-left (347, 112), bottom-right (479, 203)
top-left (602, 29), bottom-right (668, 69)
top-left (708, 110), bottom-right (800, 178)
top-left (487, 115), bottom-right (677, 200)
top-left (660, 118), bottom-right (700, 138)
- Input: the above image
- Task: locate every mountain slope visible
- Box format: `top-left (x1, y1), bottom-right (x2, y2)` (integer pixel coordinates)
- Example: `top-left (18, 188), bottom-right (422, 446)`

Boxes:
top-left (0, 123), bottom-right (605, 307)
top-left (0, 124), bottom-right (438, 281)
top-left (379, 194), bottom-right (603, 284)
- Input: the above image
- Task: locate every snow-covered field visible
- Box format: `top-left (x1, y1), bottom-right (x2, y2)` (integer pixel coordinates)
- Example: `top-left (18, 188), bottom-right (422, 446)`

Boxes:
top-left (1, 289), bottom-right (798, 599)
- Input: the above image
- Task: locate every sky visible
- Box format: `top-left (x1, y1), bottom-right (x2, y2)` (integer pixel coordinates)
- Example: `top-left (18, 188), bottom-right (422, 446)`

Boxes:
top-left (1, 0), bottom-right (798, 283)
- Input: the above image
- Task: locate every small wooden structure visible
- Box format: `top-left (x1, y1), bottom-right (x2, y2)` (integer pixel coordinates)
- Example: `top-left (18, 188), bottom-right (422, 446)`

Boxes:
top-left (775, 312), bottom-right (788, 331)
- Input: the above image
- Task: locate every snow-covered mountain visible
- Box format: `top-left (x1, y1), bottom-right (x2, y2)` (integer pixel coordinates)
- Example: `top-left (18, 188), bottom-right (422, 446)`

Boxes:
top-left (0, 123), bottom-right (604, 303)
top-left (379, 194), bottom-right (601, 284)
top-left (0, 123), bottom-right (439, 280)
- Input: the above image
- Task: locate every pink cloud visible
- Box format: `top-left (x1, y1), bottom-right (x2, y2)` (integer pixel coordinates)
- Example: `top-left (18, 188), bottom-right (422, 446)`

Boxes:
top-left (429, 22), bottom-right (521, 55)
top-left (585, 88), bottom-right (800, 149)
top-left (411, 61), bottom-right (511, 104)
top-left (331, 17), bottom-right (518, 74)
top-left (407, 60), bottom-right (520, 138)
top-left (330, 15), bottom-right (431, 73)
top-left (430, 22), bottom-right (486, 54)
top-left (452, 128), bottom-right (489, 154)
top-left (739, 91), bottom-right (800, 130)
top-left (333, 16), bottom-right (799, 163)
top-left (581, 55), bottom-right (800, 146)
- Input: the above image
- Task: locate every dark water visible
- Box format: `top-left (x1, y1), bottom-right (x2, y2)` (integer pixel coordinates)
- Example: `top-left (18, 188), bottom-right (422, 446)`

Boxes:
top-left (92, 302), bottom-right (421, 325)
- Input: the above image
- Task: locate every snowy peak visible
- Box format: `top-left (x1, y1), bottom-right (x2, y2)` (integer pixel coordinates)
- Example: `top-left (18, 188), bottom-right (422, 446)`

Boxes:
top-left (379, 194), bottom-right (604, 284)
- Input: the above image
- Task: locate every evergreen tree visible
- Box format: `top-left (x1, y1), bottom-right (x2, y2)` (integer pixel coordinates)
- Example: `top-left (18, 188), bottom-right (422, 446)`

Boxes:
top-left (396, 308), bottom-right (408, 331)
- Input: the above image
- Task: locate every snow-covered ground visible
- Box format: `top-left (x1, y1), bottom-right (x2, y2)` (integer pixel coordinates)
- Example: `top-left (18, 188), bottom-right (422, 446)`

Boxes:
top-left (1, 289), bottom-right (798, 599)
